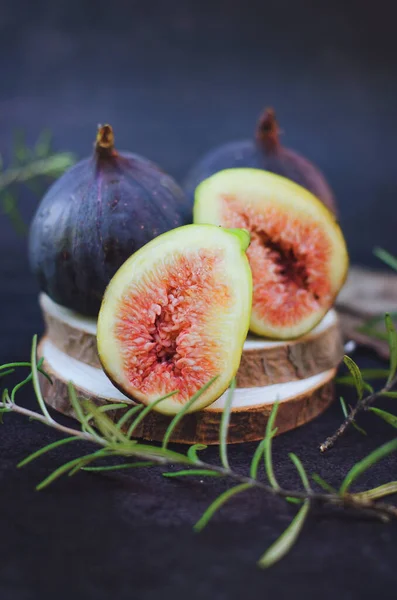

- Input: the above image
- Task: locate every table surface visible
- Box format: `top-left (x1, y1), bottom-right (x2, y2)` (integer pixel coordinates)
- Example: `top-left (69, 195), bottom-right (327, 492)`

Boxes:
top-left (1, 1), bottom-right (397, 598)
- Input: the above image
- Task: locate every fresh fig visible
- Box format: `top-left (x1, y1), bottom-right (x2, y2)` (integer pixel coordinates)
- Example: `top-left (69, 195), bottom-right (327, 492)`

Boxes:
top-left (194, 168), bottom-right (348, 340)
top-left (29, 125), bottom-right (192, 317)
top-left (97, 224), bottom-right (252, 415)
top-left (184, 108), bottom-right (336, 215)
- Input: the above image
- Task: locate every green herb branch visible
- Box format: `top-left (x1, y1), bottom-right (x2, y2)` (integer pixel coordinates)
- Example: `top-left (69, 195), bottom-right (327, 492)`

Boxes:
top-left (0, 130), bottom-right (75, 233)
top-left (1, 337), bottom-right (397, 568)
top-left (320, 319), bottom-right (397, 451)
top-left (321, 248), bottom-right (397, 451)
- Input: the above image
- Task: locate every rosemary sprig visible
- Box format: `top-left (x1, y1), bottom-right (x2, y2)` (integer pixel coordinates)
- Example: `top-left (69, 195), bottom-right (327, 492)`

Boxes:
top-left (320, 247), bottom-right (397, 451)
top-left (373, 247), bottom-right (397, 272)
top-left (0, 129), bottom-right (75, 233)
top-left (1, 337), bottom-right (397, 568)
top-left (320, 313), bottom-right (397, 452)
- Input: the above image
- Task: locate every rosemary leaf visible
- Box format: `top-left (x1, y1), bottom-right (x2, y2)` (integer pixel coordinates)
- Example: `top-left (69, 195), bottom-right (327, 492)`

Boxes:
top-left (311, 474), bottom-right (336, 494)
top-left (336, 377), bottom-right (374, 393)
top-left (13, 130), bottom-right (29, 164)
top-left (127, 391), bottom-right (178, 439)
top-left (162, 376), bottom-right (218, 449)
top-left (68, 386), bottom-right (101, 441)
top-left (285, 497), bottom-right (303, 504)
top-left (357, 368), bottom-right (390, 379)
top-left (83, 461), bottom-right (154, 472)
top-left (369, 407), bottom-right (397, 429)
top-left (0, 368), bottom-right (14, 379)
top-left (257, 500), bottom-right (310, 568)
top-left (163, 469), bottom-right (221, 478)
top-left (264, 403), bottom-right (280, 490)
top-left (34, 129), bottom-right (52, 158)
top-left (0, 361), bottom-right (37, 371)
top-left (343, 355), bottom-right (365, 400)
top-left (116, 405), bottom-right (143, 431)
top-left (340, 438), bottom-right (397, 494)
top-left (31, 335), bottom-right (53, 421)
top-left (250, 428), bottom-right (277, 480)
top-left (18, 436), bottom-right (80, 468)
top-left (289, 453), bottom-right (311, 492)
top-left (0, 360), bottom-right (52, 392)
top-left (352, 422), bottom-right (367, 436)
top-left (11, 357), bottom-right (45, 403)
top-left (68, 382), bottom-right (88, 424)
top-left (340, 396), bottom-right (348, 418)
top-left (1, 192), bottom-right (27, 235)
top-left (0, 361), bottom-right (52, 384)
top-left (250, 438), bottom-right (267, 481)
top-left (353, 481), bottom-right (397, 502)
top-left (84, 402), bottom-right (130, 423)
top-left (187, 444), bottom-right (207, 463)
top-left (219, 378), bottom-right (236, 470)
top-left (120, 443), bottom-right (192, 464)
top-left (36, 451), bottom-right (106, 490)
top-left (68, 448), bottom-right (112, 475)
top-left (340, 397), bottom-right (367, 436)
top-left (385, 313), bottom-right (397, 384)
top-left (42, 154), bottom-right (75, 177)
top-left (374, 247), bottom-right (397, 271)
top-left (97, 403), bottom-right (129, 412)
top-left (380, 391), bottom-right (397, 398)
top-left (81, 400), bottom-right (126, 443)
top-left (194, 483), bottom-right (253, 532)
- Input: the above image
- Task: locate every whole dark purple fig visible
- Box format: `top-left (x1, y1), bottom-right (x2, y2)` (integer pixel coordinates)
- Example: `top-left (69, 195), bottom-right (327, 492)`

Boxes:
top-left (29, 125), bottom-right (192, 316)
top-left (184, 108), bottom-right (337, 215)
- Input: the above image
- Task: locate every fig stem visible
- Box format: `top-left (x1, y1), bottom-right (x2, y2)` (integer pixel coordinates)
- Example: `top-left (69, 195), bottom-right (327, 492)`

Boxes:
top-left (255, 107), bottom-right (281, 153)
top-left (95, 124), bottom-right (116, 157)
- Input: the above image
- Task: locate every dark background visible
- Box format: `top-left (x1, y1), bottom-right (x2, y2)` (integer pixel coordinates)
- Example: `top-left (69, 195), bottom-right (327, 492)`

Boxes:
top-left (1, 0), bottom-right (397, 598)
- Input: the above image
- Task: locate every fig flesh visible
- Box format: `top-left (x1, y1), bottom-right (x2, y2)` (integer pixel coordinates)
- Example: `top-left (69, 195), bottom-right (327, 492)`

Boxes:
top-left (184, 108), bottom-right (337, 215)
top-left (194, 169), bottom-right (348, 339)
top-left (97, 224), bottom-right (252, 415)
top-left (29, 125), bottom-right (191, 316)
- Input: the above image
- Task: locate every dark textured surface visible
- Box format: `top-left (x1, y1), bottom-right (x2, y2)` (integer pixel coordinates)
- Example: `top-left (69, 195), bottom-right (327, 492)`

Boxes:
top-left (1, 0), bottom-right (397, 598)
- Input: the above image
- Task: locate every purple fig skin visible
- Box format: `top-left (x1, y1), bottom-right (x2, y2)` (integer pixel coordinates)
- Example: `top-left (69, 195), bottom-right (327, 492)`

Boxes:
top-left (184, 108), bottom-right (337, 216)
top-left (29, 125), bottom-right (192, 316)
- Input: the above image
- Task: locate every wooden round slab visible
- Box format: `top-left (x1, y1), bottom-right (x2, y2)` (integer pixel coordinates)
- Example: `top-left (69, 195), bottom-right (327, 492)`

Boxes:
top-left (39, 293), bottom-right (343, 388)
top-left (38, 337), bottom-right (335, 445)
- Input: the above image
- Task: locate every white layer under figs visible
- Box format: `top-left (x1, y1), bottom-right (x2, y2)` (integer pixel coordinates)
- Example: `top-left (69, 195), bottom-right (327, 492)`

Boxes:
top-left (40, 339), bottom-right (335, 412)
top-left (39, 293), bottom-right (338, 351)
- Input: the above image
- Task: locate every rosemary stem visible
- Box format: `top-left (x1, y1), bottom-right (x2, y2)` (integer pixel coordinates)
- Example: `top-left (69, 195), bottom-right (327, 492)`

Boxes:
top-left (320, 373), bottom-right (397, 453)
top-left (1, 399), bottom-right (396, 522)
top-left (0, 400), bottom-right (104, 445)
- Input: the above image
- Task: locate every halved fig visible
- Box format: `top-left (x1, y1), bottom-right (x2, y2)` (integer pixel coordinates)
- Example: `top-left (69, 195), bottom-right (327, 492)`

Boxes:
top-left (194, 168), bottom-right (348, 339)
top-left (97, 224), bottom-right (252, 415)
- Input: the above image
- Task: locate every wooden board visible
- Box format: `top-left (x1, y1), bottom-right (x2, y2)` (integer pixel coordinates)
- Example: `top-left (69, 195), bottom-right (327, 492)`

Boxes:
top-left (40, 293), bottom-right (343, 388)
top-left (38, 337), bottom-right (335, 445)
